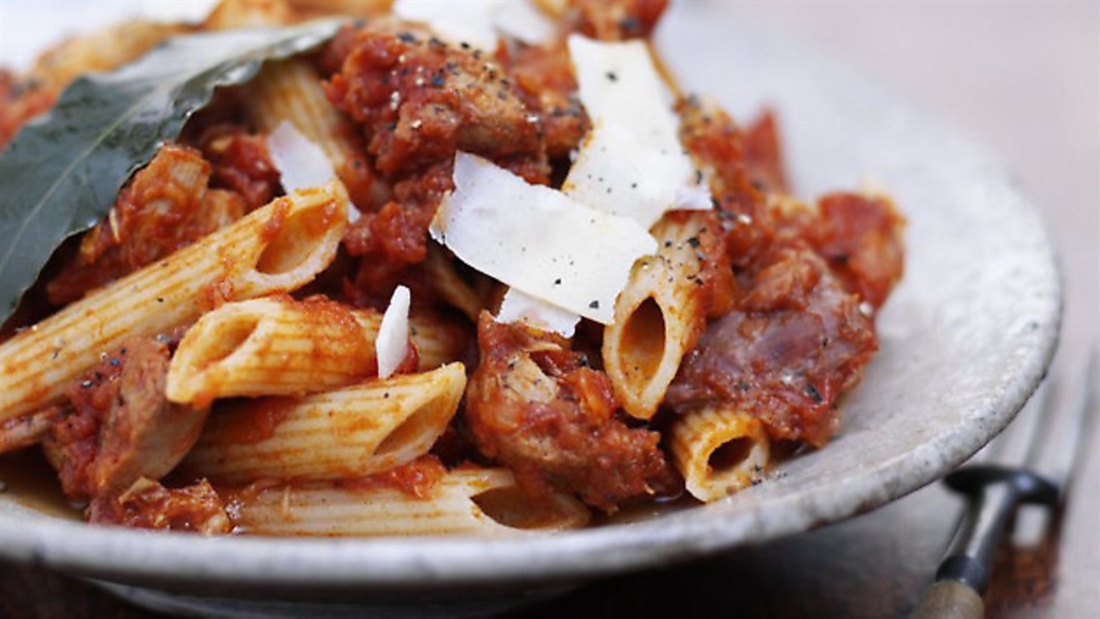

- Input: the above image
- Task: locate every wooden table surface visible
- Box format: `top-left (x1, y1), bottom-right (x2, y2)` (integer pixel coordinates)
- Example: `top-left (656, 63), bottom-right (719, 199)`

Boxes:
top-left (2, 3), bottom-right (1097, 618)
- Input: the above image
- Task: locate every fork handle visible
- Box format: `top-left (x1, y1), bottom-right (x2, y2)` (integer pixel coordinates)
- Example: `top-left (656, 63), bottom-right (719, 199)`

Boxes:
top-left (910, 580), bottom-right (984, 619)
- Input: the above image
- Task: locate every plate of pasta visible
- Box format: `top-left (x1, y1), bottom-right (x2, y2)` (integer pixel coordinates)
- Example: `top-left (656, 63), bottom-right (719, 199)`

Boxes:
top-left (0, 1), bottom-right (1060, 617)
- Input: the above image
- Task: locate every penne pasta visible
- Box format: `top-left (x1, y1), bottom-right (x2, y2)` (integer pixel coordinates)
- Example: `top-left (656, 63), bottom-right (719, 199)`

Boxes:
top-left (602, 211), bottom-right (714, 420)
top-left (248, 57), bottom-right (387, 209)
top-left (0, 183), bottom-right (348, 424)
top-left (421, 243), bottom-right (492, 324)
top-left (227, 466), bottom-right (590, 536)
top-left (181, 363), bottom-right (466, 482)
top-left (669, 406), bottom-right (770, 502)
top-left (0, 0), bottom-right (906, 535)
top-left (354, 309), bottom-right (472, 372)
top-left (166, 296), bottom-right (376, 406)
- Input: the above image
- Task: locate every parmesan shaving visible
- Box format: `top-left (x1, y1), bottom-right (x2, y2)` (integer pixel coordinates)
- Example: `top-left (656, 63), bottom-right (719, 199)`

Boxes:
top-left (376, 285), bottom-right (411, 379)
top-left (430, 152), bottom-right (656, 324)
top-left (496, 288), bottom-right (580, 337)
top-left (267, 121), bottom-right (360, 222)
top-left (564, 35), bottom-right (711, 227)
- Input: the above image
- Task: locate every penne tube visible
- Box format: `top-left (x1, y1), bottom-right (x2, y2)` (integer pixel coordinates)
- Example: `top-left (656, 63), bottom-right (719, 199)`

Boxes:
top-left (250, 58), bottom-right (355, 167)
top-left (166, 296), bottom-right (375, 406)
top-left (421, 243), bottom-right (491, 323)
top-left (602, 211), bottom-right (713, 419)
top-left (352, 309), bottom-right (471, 372)
top-left (249, 57), bottom-right (387, 209)
top-left (0, 182), bottom-right (348, 424)
top-left (167, 296), bottom-right (469, 406)
top-left (227, 466), bottom-right (590, 536)
top-left (181, 363), bottom-right (466, 482)
top-left (669, 406), bottom-right (770, 502)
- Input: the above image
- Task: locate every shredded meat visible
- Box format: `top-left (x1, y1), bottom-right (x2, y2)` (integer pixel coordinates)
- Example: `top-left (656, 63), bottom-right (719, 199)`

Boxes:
top-left (741, 108), bottom-right (788, 194)
top-left (787, 192), bottom-right (906, 309)
top-left (89, 477), bottom-right (231, 534)
top-left (465, 314), bottom-right (678, 513)
top-left (45, 144), bottom-right (245, 305)
top-left (195, 124), bottom-right (284, 211)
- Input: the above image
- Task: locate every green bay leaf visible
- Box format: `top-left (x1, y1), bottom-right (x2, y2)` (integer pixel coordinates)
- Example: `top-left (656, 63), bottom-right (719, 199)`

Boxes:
top-left (0, 18), bottom-right (343, 323)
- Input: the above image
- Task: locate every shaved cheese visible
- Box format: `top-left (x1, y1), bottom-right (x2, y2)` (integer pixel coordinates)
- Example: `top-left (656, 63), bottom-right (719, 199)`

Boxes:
top-left (267, 121), bottom-right (335, 193)
top-left (392, 0), bottom-right (554, 50)
top-left (567, 35), bottom-right (677, 150)
top-left (564, 35), bottom-right (711, 228)
top-left (497, 288), bottom-right (579, 337)
top-left (267, 121), bottom-right (360, 222)
top-left (430, 153), bottom-right (656, 324)
top-left (376, 285), bottom-right (411, 379)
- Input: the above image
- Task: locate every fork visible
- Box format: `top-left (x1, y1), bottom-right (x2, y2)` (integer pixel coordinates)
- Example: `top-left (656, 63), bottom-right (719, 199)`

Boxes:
top-left (909, 344), bottom-right (1098, 619)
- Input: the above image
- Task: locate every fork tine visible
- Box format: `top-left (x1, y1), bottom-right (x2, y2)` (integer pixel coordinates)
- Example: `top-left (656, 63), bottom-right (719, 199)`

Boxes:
top-left (1025, 345), bottom-right (1099, 497)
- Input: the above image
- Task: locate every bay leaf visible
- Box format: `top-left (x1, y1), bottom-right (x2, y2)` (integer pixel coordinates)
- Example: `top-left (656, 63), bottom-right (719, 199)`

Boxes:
top-left (0, 18), bottom-right (343, 323)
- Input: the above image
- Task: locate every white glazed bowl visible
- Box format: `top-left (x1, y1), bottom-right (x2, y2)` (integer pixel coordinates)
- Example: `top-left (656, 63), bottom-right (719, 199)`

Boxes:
top-left (0, 3), bottom-right (1061, 617)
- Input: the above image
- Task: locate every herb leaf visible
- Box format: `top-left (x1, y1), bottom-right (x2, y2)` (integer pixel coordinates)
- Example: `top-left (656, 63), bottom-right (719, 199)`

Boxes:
top-left (0, 19), bottom-right (342, 323)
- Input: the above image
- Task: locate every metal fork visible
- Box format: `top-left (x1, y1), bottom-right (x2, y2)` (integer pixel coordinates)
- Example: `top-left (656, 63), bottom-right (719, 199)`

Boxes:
top-left (910, 344), bottom-right (1099, 619)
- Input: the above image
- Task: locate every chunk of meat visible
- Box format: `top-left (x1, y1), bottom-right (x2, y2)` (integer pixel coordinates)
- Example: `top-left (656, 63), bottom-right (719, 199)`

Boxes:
top-left (42, 337), bottom-right (209, 500)
top-left (0, 405), bottom-right (65, 454)
top-left (666, 246), bottom-right (878, 446)
top-left (325, 19), bottom-right (550, 180)
top-left (326, 20), bottom-right (555, 305)
top-left (678, 96), bottom-right (776, 269)
top-left (792, 192), bottom-right (906, 310)
top-left (88, 477), bottom-right (231, 534)
top-left (195, 124), bottom-right (284, 211)
top-left (465, 314), bottom-right (678, 512)
top-left (45, 144), bottom-right (245, 305)
top-left (498, 38), bottom-right (590, 160)
top-left (741, 108), bottom-right (788, 194)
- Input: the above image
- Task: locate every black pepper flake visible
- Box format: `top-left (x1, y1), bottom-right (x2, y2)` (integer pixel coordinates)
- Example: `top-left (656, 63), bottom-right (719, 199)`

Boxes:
top-left (806, 383), bottom-right (823, 404)
top-left (156, 297), bottom-right (164, 303)
top-left (588, 300), bottom-right (599, 309)
top-left (108, 357), bottom-right (121, 367)
top-left (398, 32), bottom-right (416, 43)
top-left (606, 71), bottom-right (618, 82)
top-left (430, 74), bottom-right (445, 88)
top-left (686, 236), bottom-right (700, 248)
top-left (554, 278), bottom-right (562, 285)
